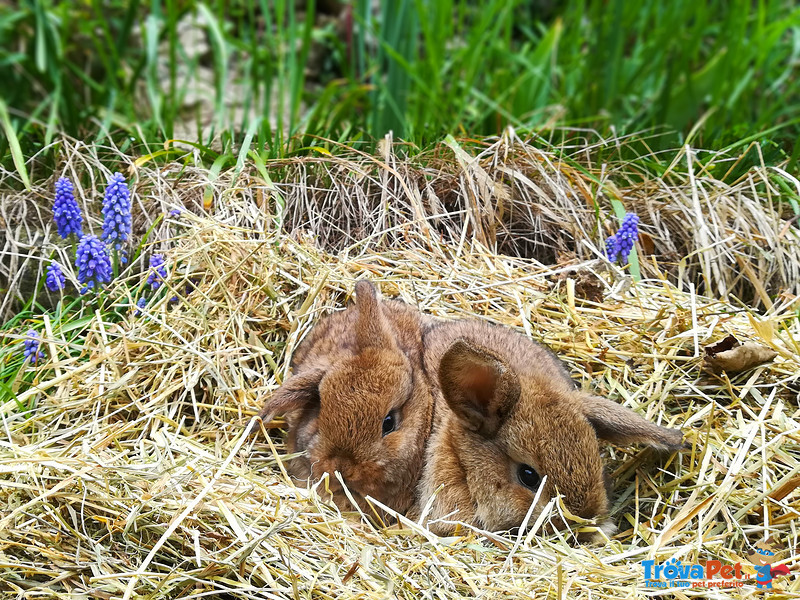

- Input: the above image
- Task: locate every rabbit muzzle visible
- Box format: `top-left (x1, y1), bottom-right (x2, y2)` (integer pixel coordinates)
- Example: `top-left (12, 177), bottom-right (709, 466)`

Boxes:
top-left (312, 456), bottom-right (395, 508)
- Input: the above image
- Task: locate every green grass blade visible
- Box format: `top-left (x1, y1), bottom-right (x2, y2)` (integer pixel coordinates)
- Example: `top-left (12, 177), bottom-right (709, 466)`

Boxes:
top-left (0, 98), bottom-right (31, 190)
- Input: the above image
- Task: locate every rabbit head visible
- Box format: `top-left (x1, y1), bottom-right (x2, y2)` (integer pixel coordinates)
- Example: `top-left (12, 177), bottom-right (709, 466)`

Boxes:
top-left (418, 325), bottom-right (685, 538)
top-left (261, 280), bottom-right (435, 515)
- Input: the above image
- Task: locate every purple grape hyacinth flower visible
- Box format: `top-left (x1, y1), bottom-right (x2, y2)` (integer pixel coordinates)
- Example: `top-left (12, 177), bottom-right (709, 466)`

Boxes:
top-left (146, 254), bottom-right (167, 289)
top-left (46, 262), bottom-right (66, 292)
top-left (53, 177), bottom-right (83, 239)
top-left (605, 235), bottom-right (620, 263)
top-left (616, 213), bottom-right (640, 263)
top-left (75, 234), bottom-right (113, 293)
top-left (23, 330), bottom-right (45, 364)
top-left (101, 173), bottom-right (132, 253)
top-left (134, 297), bottom-right (147, 316)
top-left (605, 212), bottom-right (640, 265)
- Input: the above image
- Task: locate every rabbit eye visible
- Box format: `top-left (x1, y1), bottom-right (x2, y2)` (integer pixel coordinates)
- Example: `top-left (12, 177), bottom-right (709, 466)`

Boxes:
top-left (382, 411), bottom-right (398, 436)
top-left (517, 464), bottom-right (541, 490)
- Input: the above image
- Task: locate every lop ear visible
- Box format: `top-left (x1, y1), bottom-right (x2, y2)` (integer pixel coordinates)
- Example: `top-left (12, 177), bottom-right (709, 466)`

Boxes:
top-left (259, 368), bottom-right (325, 422)
top-left (580, 394), bottom-right (686, 451)
top-left (354, 279), bottom-right (395, 350)
top-left (438, 339), bottom-right (520, 437)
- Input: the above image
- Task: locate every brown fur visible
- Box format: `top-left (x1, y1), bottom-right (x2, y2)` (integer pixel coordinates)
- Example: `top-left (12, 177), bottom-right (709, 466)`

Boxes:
top-left (260, 280), bottom-right (435, 515)
top-left (416, 319), bottom-right (685, 536)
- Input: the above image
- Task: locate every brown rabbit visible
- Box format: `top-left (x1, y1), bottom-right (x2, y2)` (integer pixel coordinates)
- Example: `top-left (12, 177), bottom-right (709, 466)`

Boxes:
top-left (416, 319), bottom-right (685, 536)
top-left (260, 280), bottom-right (436, 515)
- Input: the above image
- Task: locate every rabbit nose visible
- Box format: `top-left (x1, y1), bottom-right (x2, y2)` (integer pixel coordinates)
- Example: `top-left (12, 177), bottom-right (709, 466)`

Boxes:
top-left (316, 455), bottom-right (356, 481)
top-left (333, 462), bottom-right (366, 490)
top-left (340, 464), bottom-right (359, 483)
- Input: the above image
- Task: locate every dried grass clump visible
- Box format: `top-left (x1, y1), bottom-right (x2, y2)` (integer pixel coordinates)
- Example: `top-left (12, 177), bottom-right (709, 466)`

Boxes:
top-left (2, 182), bottom-right (800, 597)
top-left (2, 131), bottom-right (800, 322)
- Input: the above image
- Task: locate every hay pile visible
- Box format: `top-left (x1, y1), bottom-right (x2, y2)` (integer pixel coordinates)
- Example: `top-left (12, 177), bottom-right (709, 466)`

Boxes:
top-left (1, 135), bottom-right (800, 598)
top-left (3, 132), bottom-right (800, 321)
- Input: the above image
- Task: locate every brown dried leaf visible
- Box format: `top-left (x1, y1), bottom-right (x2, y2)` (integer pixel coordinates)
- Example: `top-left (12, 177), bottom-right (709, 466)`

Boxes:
top-left (638, 231), bottom-right (655, 256)
top-left (705, 334), bottom-right (739, 356)
top-left (703, 334), bottom-right (778, 373)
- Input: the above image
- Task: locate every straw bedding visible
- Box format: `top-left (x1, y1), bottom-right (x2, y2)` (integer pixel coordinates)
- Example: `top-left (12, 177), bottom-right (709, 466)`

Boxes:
top-left (1, 135), bottom-right (799, 598)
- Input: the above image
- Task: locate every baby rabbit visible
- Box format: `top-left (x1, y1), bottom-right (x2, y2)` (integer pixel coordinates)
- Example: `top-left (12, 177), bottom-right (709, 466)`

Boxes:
top-left (260, 280), bottom-right (435, 515)
top-left (416, 319), bottom-right (685, 536)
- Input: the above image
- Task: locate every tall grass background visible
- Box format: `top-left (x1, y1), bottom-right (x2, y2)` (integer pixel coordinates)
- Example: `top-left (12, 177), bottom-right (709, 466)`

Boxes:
top-left (2, 0), bottom-right (799, 180)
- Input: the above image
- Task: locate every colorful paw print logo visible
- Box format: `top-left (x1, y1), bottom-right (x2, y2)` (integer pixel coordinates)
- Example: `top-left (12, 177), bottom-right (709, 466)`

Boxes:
top-left (661, 558), bottom-right (682, 579)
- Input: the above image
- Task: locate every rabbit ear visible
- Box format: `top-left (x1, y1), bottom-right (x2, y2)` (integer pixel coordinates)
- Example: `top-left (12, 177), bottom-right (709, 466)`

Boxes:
top-left (580, 395), bottom-right (686, 451)
top-left (259, 368), bottom-right (325, 421)
top-left (438, 339), bottom-right (521, 437)
top-left (354, 280), bottom-right (394, 350)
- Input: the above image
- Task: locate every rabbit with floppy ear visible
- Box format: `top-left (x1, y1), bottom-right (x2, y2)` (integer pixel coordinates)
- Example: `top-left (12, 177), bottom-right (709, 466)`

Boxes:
top-left (259, 280), bottom-right (436, 515)
top-left (415, 319), bottom-right (685, 537)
